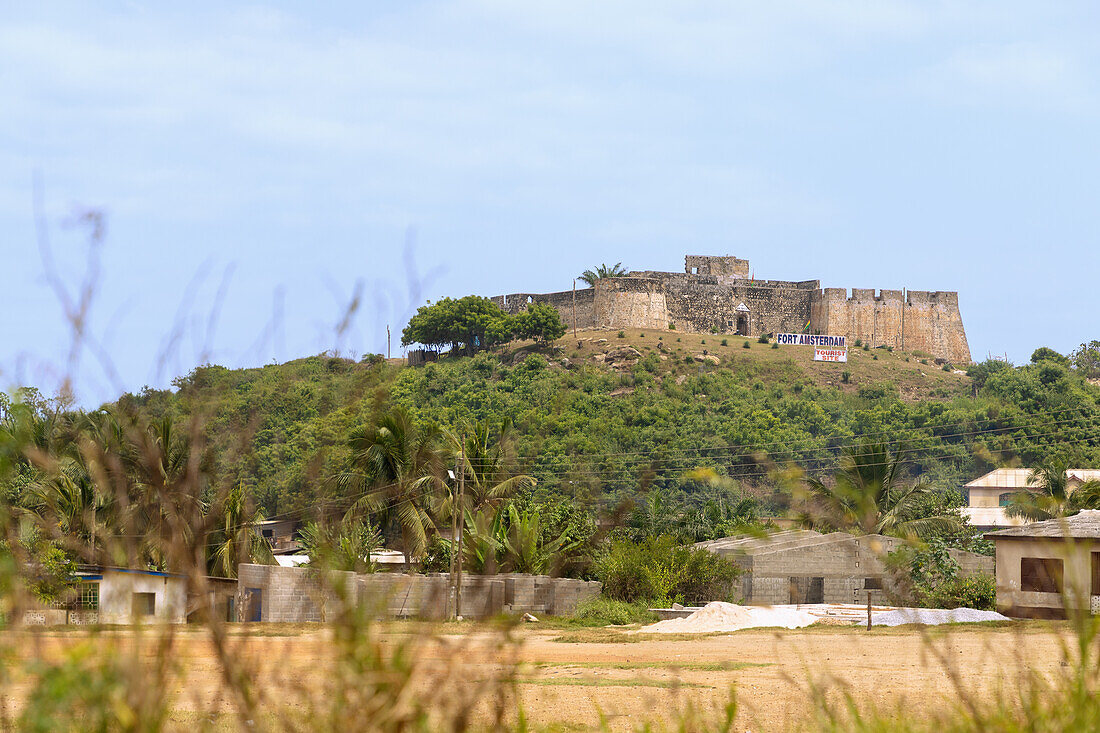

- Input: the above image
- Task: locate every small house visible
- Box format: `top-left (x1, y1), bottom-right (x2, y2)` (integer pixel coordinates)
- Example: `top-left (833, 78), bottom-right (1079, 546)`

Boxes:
top-left (986, 510), bottom-right (1100, 618)
top-left (961, 468), bottom-right (1100, 530)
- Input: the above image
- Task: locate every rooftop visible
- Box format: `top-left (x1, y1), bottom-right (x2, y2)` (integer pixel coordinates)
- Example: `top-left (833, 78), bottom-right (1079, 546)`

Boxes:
top-left (965, 468), bottom-right (1100, 489)
top-left (986, 510), bottom-right (1100, 540)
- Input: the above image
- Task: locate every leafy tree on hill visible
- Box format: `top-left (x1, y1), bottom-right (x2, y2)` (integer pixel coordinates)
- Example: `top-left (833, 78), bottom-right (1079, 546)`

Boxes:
top-left (578, 262), bottom-right (627, 287)
top-left (512, 301), bottom-right (567, 343)
top-left (1071, 340), bottom-right (1100, 379)
top-left (796, 439), bottom-right (963, 540)
top-left (402, 295), bottom-right (514, 356)
top-left (1031, 347), bottom-right (1070, 367)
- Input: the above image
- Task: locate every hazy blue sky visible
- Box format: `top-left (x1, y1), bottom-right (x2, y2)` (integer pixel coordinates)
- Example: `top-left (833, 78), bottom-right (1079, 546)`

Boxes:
top-left (3, 1), bottom-right (1099, 405)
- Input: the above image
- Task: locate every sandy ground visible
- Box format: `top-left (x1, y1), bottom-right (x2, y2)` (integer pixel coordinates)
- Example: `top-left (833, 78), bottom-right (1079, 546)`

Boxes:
top-left (0, 622), bottom-right (1074, 731)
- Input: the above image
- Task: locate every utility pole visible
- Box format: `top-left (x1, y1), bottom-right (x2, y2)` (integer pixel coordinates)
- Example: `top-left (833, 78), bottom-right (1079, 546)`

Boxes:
top-left (448, 463), bottom-right (459, 618)
top-left (454, 434), bottom-right (466, 619)
top-left (572, 279), bottom-right (578, 338)
top-left (387, 325), bottom-right (391, 360)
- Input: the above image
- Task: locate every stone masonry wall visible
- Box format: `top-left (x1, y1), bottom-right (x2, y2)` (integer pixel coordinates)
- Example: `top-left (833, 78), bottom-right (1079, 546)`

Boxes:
top-left (810, 288), bottom-right (971, 364)
top-left (490, 255), bottom-right (970, 363)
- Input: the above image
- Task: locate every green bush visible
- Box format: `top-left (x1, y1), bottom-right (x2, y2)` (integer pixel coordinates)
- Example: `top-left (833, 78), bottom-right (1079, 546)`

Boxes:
top-left (617, 330), bottom-right (626, 339)
top-left (771, 343), bottom-right (779, 349)
top-left (572, 597), bottom-right (658, 626)
top-left (639, 332), bottom-right (645, 338)
top-left (720, 339), bottom-right (728, 346)
top-left (597, 536), bottom-right (740, 605)
top-left (757, 333), bottom-right (769, 344)
top-left (668, 323), bottom-right (675, 330)
top-left (742, 342), bottom-right (750, 349)
top-left (842, 371), bottom-right (851, 384)
top-left (854, 338), bottom-right (862, 347)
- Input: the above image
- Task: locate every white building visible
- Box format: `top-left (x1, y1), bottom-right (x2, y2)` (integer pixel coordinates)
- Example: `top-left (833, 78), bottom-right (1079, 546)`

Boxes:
top-left (75, 567), bottom-right (187, 625)
top-left (962, 468), bottom-right (1100, 530)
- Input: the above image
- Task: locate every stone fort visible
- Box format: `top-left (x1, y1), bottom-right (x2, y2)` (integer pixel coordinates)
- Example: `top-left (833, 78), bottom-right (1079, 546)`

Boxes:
top-left (492, 255), bottom-right (971, 364)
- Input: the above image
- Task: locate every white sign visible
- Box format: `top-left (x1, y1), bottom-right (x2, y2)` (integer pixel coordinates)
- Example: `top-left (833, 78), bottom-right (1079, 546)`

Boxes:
top-left (814, 348), bottom-right (848, 362)
top-left (776, 333), bottom-right (847, 348)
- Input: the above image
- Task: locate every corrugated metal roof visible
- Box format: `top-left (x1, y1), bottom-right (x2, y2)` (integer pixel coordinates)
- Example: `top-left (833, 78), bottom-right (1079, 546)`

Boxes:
top-left (985, 510), bottom-right (1100, 539)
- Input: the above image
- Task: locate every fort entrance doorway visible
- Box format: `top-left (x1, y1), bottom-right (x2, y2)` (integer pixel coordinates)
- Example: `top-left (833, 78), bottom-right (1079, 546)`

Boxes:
top-left (736, 314), bottom-right (748, 336)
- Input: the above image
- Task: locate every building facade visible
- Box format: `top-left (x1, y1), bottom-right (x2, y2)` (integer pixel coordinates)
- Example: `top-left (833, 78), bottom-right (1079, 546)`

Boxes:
top-left (986, 511), bottom-right (1100, 618)
top-left (962, 468), bottom-right (1100, 530)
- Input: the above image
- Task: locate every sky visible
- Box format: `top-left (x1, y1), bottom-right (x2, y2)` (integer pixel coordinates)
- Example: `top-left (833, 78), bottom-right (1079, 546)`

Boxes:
top-left (3, 1), bottom-right (1100, 406)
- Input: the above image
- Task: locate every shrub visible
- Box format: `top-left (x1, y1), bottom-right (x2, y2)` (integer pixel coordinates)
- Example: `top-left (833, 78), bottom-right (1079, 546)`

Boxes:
top-left (701, 339), bottom-right (706, 344)
top-left (639, 332), bottom-right (645, 338)
top-left (842, 371), bottom-right (851, 384)
top-left (742, 342), bottom-right (750, 349)
top-left (617, 330), bottom-right (626, 339)
top-left (597, 536), bottom-right (740, 604)
top-left (873, 354), bottom-right (878, 360)
top-left (771, 343), bottom-right (779, 350)
top-left (573, 597), bottom-right (658, 626)
top-left (676, 337), bottom-right (681, 342)
top-left (720, 339), bottom-right (728, 347)
top-left (668, 323), bottom-right (675, 330)
top-left (942, 364), bottom-right (951, 372)
top-left (757, 333), bottom-right (769, 344)
top-left (920, 358), bottom-right (929, 365)
top-left (863, 344), bottom-right (870, 351)
top-left (854, 338), bottom-right (862, 347)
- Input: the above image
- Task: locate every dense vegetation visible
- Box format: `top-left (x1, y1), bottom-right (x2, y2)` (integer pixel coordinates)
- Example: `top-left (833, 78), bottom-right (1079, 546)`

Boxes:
top-left (112, 335), bottom-right (1100, 533)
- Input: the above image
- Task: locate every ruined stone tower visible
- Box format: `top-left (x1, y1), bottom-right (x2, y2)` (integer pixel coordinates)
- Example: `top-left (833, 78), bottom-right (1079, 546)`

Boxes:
top-left (492, 255), bottom-right (971, 364)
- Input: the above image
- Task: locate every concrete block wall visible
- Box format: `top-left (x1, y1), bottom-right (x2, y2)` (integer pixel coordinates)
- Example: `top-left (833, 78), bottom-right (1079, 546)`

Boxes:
top-left (242, 566), bottom-right (591, 622)
top-left (238, 564), bottom-right (355, 622)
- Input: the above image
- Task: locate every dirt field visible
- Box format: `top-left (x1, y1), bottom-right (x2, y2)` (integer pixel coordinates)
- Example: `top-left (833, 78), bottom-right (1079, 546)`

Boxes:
top-left (0, 620), bottom-right (1074, 730)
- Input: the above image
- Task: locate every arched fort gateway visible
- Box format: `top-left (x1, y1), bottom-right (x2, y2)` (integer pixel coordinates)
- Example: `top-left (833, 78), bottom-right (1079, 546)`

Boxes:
top-left (492, 255), bottom-right (971, 364)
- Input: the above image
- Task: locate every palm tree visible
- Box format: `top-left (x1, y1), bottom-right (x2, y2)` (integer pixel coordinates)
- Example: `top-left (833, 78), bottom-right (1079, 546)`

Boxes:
top-left (445, 420), bottom-right (535, 514)
top-left (209, 482), bottom-right (275, 578)
top-left (1005, 461), bottom-right (1100, 521)
top-left (502, 504), bottom-right (578, 574)
top-left (340, 409), bottom-right (445, 571)
top-left (578, 262), bottom-right (627, 287)
top-left (799, 440), bottom-right (961, 540)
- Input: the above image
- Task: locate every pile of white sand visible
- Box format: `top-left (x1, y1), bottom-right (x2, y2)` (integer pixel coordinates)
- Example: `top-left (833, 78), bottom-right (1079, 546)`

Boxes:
top-left (639, 602), bottom-right (818, 634)
top-left (871, 608), bottom-right (1010, 626)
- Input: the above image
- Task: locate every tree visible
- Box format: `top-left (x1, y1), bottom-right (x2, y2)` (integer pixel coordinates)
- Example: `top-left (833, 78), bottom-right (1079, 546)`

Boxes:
top-left (502, 504), bottom-right (577, 574)
top-left (401, 296), bottom-right (514, 356)
top-left (446, 420), bottom-right (536, 514)
top-left (578, 263), bottom-right (627, 287)
top-left (1005, 461), bottom-right (1100, 521)
top-left (1031, 347), bottom-right (1070, 367)
top-left (797, 440), bottom-right (962, 540)
top-left (297, 515), bottom-right (381, 573)
top-left (1071, 340), bottom-right (1100, 379)
top-left (209, 482), bottom-right (275, 578)
top-left (512, 302), bottom-right (566, 343)
top-left (340, 409), bottom-right (445, 571)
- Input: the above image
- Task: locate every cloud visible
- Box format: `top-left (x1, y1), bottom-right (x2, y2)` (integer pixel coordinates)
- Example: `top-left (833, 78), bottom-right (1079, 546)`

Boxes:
top-left (916, 42), bottom-right (1095, 112)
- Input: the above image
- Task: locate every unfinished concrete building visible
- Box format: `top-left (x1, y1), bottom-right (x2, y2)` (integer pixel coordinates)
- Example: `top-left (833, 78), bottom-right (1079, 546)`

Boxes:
top-left (697, 530), bottom-right (993, 605)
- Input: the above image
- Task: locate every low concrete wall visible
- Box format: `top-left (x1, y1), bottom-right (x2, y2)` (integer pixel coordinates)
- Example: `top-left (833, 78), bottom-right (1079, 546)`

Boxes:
top-left (239, 565), bottom-right (601, 622)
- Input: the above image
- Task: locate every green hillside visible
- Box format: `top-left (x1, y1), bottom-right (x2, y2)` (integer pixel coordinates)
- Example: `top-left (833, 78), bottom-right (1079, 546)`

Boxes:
top-left (122, 328), bottom-right (1100, 519)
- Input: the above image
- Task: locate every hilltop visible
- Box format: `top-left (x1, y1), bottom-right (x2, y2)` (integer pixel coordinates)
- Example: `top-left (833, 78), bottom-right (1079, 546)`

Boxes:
top-left (123, 328), bottom-right (1100, 518)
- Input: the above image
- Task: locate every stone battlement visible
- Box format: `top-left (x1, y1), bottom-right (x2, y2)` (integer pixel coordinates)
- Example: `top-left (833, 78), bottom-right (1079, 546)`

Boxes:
top-left (492, 255), bottom-right (970, 363)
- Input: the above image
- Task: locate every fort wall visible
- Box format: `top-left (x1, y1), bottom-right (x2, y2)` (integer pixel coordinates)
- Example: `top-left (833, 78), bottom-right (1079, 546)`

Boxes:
top-left (809, 288), bottom-right (970, 363)
top-left (490, 255), bottom-right (971, 363)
